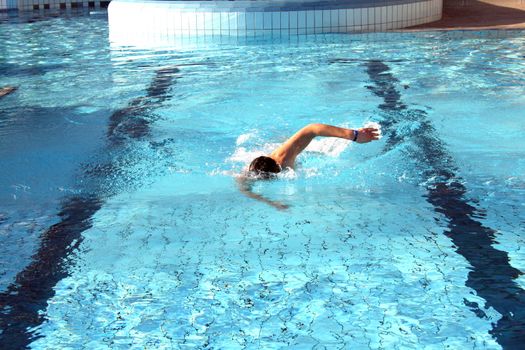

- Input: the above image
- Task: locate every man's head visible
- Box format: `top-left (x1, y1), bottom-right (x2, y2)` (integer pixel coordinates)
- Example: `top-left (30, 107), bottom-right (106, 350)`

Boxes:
top-left (249, 156), bottom-right (281, 178)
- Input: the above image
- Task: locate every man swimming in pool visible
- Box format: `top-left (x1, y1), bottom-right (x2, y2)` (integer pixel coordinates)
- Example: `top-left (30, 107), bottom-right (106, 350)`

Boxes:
top-left (249, 123), bottom-right (379, 176)
top-left (238, 123), bottom-right (380, 209)
top-left (0, 86), bottom-right (17, 98)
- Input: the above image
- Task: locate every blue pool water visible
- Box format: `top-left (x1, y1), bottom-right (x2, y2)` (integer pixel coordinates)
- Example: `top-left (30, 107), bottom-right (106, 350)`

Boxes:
top-left (1, 12), bottom-right (525, 349)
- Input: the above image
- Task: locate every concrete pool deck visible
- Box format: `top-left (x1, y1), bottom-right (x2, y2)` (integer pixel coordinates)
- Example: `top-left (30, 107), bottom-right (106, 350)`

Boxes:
top-left (406, 0), bottom-right (525, 30)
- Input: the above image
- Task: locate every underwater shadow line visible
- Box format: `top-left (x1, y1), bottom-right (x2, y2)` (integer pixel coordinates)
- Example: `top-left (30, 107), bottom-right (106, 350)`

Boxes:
top-left (359, 59), bottom-right (525, 349)
top-left (0, 66), bottom-right (180, 350)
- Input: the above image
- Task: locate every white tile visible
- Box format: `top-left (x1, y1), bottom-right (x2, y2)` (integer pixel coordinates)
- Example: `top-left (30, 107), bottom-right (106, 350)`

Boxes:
top-left (223, 12), bottom-right (232, 33)
top-left (220, 27), bottom-right (229, 36)
top-left (329, 9), bottom-right (338, 30)
top-left (344, 8), bottom-right (351, 29)
top-left (391, 5), bottom-right (398, 23)
top-left (172, 11), bottom-right (181, 33)
top-left (381, 6), bottom-right (386, 25)
top-left (245, 12), bottom-right (255, 30)
top-left (358, 8), bottom-right (366, 27)
top-left (166, 11), bottom-right (175, 32)
top-left (368, 7), bottom-right (374, 26)
top-left (338, 9), bottom-right (347, 29)
top-left (306, 10), bottom-right (314, 29)
top-left (297, 10), bottom-right (305, 29)
top-left (305, 24), bottom-right (315, 35)
top-left (280, 11), bottom-right (289, 30)
top-left (228, 12), bottom-right (237, 32)
top-left (204, 12), bottom-right (213, 32)
top-left (272, 12), bottom-right (280, 30)
top-left (280, 13), bottom-right (289, 35)
top-left (353, 8), bottom-right (361, 27)
top-left (314, 10), bottom-right (322, 31)
top-left (254, 12), bottom-right (263, 30)
top-left (187, 12), bottom-right (197, 35)
top-left (237, 12), bottom-right (246, 30)
top-left (322, 10), bottom-right (330, 28)
top-left (263, 11), bottom-right (271, 29)
top-left (180, 12), bottom-right (190, 35)
top-left (407, 4), bottom-right (414, 26)
top-left (195, 11), bottom-right (205, 32)
top-left (212, 12), bottom-right (221, 32)
top-left (290, 10), bottom-right (298, 29)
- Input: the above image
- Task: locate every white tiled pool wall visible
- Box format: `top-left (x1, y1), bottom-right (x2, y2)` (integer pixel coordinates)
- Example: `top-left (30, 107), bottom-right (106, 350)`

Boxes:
top-left (108, 0), bottom-right (443, 37)
top-left (0, 0), bottom-right (106, 10)
top-left (0, 0), bottom-right (17, 10)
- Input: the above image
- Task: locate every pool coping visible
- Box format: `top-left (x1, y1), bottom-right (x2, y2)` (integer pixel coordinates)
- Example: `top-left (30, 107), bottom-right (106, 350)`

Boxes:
top-left (404, 0), bottom-right (525, 31)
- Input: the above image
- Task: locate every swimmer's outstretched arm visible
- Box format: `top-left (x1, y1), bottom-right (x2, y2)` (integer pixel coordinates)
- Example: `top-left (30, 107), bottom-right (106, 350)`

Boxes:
top-left (236, 177), bottom-right (289, 211)
top-left (270, 123), bottom-right (380, 168)
top-left (0, 86), bottom-right (17, 98)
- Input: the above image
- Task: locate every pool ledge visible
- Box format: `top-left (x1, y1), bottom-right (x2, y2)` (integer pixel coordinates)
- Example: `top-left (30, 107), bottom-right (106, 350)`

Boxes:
top-left (108, 0), bottom-right (443, 39)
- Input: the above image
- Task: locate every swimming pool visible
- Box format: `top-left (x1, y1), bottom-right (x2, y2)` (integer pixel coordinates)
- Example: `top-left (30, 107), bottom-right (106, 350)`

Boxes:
top-left (1, 11), bottom-right (524, 350)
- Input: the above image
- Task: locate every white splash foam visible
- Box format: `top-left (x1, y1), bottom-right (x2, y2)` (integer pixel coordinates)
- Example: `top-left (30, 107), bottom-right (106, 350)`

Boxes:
top-left (277, 167), bottom-right (298, 180)
top-left (363, 121), bottom-right (383, 139)
top-left (228, 143), bottom-right (280, 164)
top-left (305, 137), bottom-right (352, 157)
top-left (302, 167), bottom-right (322, 178)
top-left (219, 122), bottom-right (382, 179)
top-left (236, 132), bottom-right (256, 146)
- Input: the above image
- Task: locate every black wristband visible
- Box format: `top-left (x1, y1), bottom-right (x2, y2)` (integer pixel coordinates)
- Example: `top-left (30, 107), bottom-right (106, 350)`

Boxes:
top-left (353, 129), bottom-right (359, 142)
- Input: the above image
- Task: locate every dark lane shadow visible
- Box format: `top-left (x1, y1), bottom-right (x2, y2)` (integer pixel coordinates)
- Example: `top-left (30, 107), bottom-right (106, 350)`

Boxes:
top-left (362, 59), bottom-right (525, 350)
top-left (412, 0), bottom-right (525, 29)
top-left (0, 66), bottom-right (180, 350)
top-left (331, 57), bottom-right (525, 349)
top-left (0, 63), bottom-right (69, 78)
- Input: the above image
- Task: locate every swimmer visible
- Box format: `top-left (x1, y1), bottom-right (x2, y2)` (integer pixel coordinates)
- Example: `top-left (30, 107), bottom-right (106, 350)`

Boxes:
top-left (238, 123), bottom-right (381, 209)
top-left (0, 86), bottom-right (17, 98)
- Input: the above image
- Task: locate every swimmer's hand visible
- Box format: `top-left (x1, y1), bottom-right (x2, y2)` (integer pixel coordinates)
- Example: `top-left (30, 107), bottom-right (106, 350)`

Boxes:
top-left (273, 202), bottom-right (290, 211)
top-left (237, 176), bottom-right (290, 211)
top-left (355, 127), bottom-right (381, 143)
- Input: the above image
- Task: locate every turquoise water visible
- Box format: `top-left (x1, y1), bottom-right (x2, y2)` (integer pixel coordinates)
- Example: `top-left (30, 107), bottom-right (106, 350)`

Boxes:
top-left (1, 12), bottom-right (525, 349)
